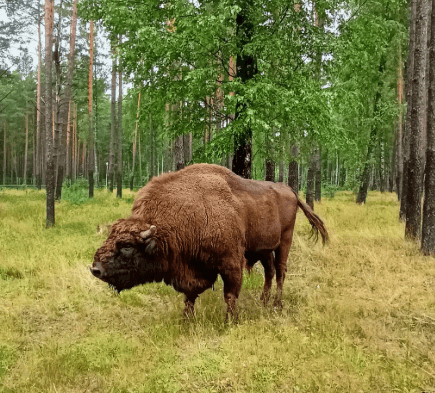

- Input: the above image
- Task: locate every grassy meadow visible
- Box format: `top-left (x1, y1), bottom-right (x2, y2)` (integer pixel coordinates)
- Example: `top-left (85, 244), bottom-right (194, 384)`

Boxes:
top-left (0, 188), bottom-right (434, 393)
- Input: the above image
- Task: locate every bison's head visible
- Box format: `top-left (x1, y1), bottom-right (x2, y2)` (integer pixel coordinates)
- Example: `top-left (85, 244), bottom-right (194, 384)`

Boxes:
top-left (90, 218), bottom-right (163, 292)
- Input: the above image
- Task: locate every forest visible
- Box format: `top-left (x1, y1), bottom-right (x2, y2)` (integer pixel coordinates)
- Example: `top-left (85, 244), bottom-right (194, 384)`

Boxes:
top-left (1, 1), bottom-right (435, 392)
top-left (1, 0), bottom-right (435, 253)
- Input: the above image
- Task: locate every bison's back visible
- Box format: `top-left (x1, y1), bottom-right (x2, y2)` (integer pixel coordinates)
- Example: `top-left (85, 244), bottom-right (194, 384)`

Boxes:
top-left (172, 164), bottom-right (299, 250)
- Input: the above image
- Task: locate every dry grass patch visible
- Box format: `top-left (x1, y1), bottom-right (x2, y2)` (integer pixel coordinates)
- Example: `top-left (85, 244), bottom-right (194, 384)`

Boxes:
top-left (0, 189), bottom-right (434, 392)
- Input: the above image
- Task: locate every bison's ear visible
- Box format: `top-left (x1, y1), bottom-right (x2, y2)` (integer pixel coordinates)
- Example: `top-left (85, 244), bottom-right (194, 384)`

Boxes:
top-left (139, 225), bottom-right (156, 241)
top-left (144, 239), bottom-right (157, 255)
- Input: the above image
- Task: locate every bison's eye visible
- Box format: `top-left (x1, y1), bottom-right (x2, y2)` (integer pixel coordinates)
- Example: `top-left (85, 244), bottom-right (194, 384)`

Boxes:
top-left (120, 246), bottom-right (135, 257)
top-left (117, 241), bottom-right (134, 249)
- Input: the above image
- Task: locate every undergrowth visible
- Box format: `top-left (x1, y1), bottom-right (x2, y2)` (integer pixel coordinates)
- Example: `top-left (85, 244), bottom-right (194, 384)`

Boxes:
top-left (0, 189), bottom-right (434, 392)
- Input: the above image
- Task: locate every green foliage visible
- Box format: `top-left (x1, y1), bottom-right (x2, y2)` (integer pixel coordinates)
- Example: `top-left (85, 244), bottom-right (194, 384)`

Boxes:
top-left (78, 0), bottom-right (340, 173)
top-left (328, 0), bottom-right (408, 181)
top-left (62, 178), bottom-right (93, 205)
top-left (322, 184), bottom-right (340, 199)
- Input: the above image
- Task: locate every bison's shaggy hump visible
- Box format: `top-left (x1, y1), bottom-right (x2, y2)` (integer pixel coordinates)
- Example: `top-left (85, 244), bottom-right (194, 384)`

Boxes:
top-left (132, 171), bottom-right (246, 257)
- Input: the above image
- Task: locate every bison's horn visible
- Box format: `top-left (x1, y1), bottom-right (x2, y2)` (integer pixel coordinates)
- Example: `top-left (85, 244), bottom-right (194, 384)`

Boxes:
top-left (140, 225), bottom-right (156, 239)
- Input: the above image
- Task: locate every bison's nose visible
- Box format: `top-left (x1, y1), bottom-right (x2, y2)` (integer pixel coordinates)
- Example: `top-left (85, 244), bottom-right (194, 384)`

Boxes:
top-left (90, 267), bottom-right (102, 277)
top-left (89, 261), bottom-right (105, 278)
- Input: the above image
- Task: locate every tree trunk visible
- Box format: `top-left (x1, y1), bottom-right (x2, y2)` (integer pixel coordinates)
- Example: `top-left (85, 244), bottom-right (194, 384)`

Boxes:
top-left (232, 1), bottom-right (256, 179)
top-left (356, 59), bottom-right (386, 204)
top-left (314, 147), bottom-right (321, 201)
top-left (183, 133), bottom-right (191, 165)
top-left (65, 100), bottom-right (71, 181)
top-left (88, 20), bottom-right (95, 198)
top-left (130, 90), bottom-right (141, 190)
top-left (306, 154), bottom-right (315, 209)
top-left (277, 161), bottom-right (284, 183)
top-left (401, 0), bottom-right (418, 221)
top-left (313, 7), bottom-right (324, 202)
top-left (138, 130), bottom-right (142, 181)
top-left (57, 0), bottom-right (78, 194)
top-left (36, 9), bottom-right (42, 189)
top-left (109, 42), bottom-right (117, 192)
top-left (72, 104), bottom-right (77, 183)
top-left (149, 111), bottom-right (154, 179)
top-left (44, 0), bottom-right (55, 227)
top-left (396, 45), bottom-right (404, 199)
top-left (53, 13), bottom-right (62, 200)
top-left (288, 145), bottom-right (299, 194)
top-left (406, 0), bottom-right (429, 240)
top-left (379, 141), bottom-right (386, 193)
top-left (174, 135), bottom-right (184, 171)
top-left (265, 159), bottom-right (275, 182)
top-left (117, 43), bottom-right (123, 199)
top-left (2, 123), bottom-right (6, 185)
top-left (23, 113), bottom-right (28, 185)
top-left (422, 0), bottom-right (435, 254)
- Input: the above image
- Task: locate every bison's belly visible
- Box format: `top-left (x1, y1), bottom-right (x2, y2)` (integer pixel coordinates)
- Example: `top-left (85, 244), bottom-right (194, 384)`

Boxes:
top-left (246, 223), bottom-right (281, 252)
top-left (165, 263), bottom-right (218, 295)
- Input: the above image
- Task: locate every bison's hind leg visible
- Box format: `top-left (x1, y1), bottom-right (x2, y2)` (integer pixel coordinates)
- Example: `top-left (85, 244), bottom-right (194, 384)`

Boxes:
top-left (259, 253), bottom-right (275, 306)
top-left (273, 232), bottom-right (294, 309)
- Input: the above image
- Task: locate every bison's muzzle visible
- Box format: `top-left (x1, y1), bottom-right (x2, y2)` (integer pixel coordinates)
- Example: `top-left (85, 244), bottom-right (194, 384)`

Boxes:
top-left (89, 261), bottom-right (105, 279)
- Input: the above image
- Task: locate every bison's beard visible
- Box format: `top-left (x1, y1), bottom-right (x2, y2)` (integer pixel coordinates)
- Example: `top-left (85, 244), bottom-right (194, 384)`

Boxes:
top-left (108, 283), bottom-right (121, 294)
top-left (103, 271), bottom-right (142, 293)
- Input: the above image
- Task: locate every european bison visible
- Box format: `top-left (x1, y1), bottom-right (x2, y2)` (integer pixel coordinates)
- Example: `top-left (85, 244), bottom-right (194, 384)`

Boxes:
top-left (90, 164), bottom-right (328, 319)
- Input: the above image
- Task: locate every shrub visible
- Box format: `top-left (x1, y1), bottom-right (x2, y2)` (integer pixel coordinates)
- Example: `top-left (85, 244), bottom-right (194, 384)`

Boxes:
top-left (62, 178), bottom-right (92, 205)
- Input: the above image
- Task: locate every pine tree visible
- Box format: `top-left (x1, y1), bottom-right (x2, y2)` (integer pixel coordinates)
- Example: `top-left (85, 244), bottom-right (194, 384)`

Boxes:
top-left (406, 0), bottom-right (429, 240)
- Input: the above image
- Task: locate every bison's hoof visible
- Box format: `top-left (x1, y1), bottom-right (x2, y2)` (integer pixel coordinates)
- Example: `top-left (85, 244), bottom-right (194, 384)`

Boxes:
top-left (273, 299), bottom-right (283, 309)
top-left (260, 292), bottom-right (271, 306)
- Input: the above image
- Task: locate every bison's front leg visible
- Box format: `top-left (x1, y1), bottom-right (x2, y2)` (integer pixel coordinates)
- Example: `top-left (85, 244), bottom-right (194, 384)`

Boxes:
top-left (184, 294), bottom-right (198, 318)
top-left (221, 263), bottom-right (243, 322)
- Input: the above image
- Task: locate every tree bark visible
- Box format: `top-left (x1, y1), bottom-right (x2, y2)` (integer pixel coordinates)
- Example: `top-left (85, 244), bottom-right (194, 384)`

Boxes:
top-left (2, 123), bottom-right (6, 185)
top-left (109, 42), bottom-right (117, 192)
top-left (53, 10), bottom-right (63, 200)
top-left (183, 133), bottom-right (191, 165)
top-left (356, 58), bottom-right (386, 204)
top-left (401, 0), bottom-right (418, 221)
top-left (406, 0), bottom-right (429, 240)
top-left (149, 111), bottom-right (154, 179)
top-left (288, 144), bottom-right (299, 194)
top-left (88, 20), bottom-right (95, 198)
top-left (45, 0), bottom-right (55, 227)
top-left (232, 0), bottom-right (256, 179)
top-left (117, 42), bottom-right (123, 199)
top-left (306, 154), bottom-right (315, 209)
top-left (65, 100), bottom-right (71, 181)
top-left (57, 0), bottom-right (78, 194)
top-left (315, 147), bottom-right (321, 201)
top-left (278, 161), bottom-right (284, 182)
top-left (174, 135), bottom-right (184, 171)
top-left (422, 0), bottom-right (435, 254)
top-left (130, 90), bottom-right (141, 190)
top-left (36, 9), bottom-right (42, 189)
top-left (72, 103), bottom-right (77, 182)
top-left (23, 113), bottom-right (28, 185)
top-left (265, 159), bottom-right (275, 182)
top-left (396, 45), bottom-right (404, 199)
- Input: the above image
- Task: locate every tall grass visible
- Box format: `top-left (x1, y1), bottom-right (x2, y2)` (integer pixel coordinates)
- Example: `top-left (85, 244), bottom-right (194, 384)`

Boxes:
top-left (0, 189), bottom-right (434, 392)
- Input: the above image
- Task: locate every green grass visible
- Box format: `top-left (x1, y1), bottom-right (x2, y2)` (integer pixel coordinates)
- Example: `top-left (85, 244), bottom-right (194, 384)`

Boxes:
top-left (0, 189), bottom-right (434, 392)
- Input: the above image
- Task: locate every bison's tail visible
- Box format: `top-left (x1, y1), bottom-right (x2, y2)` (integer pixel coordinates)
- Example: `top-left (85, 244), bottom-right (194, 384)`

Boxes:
top-left (295, 193), bottom-right (329, 245)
